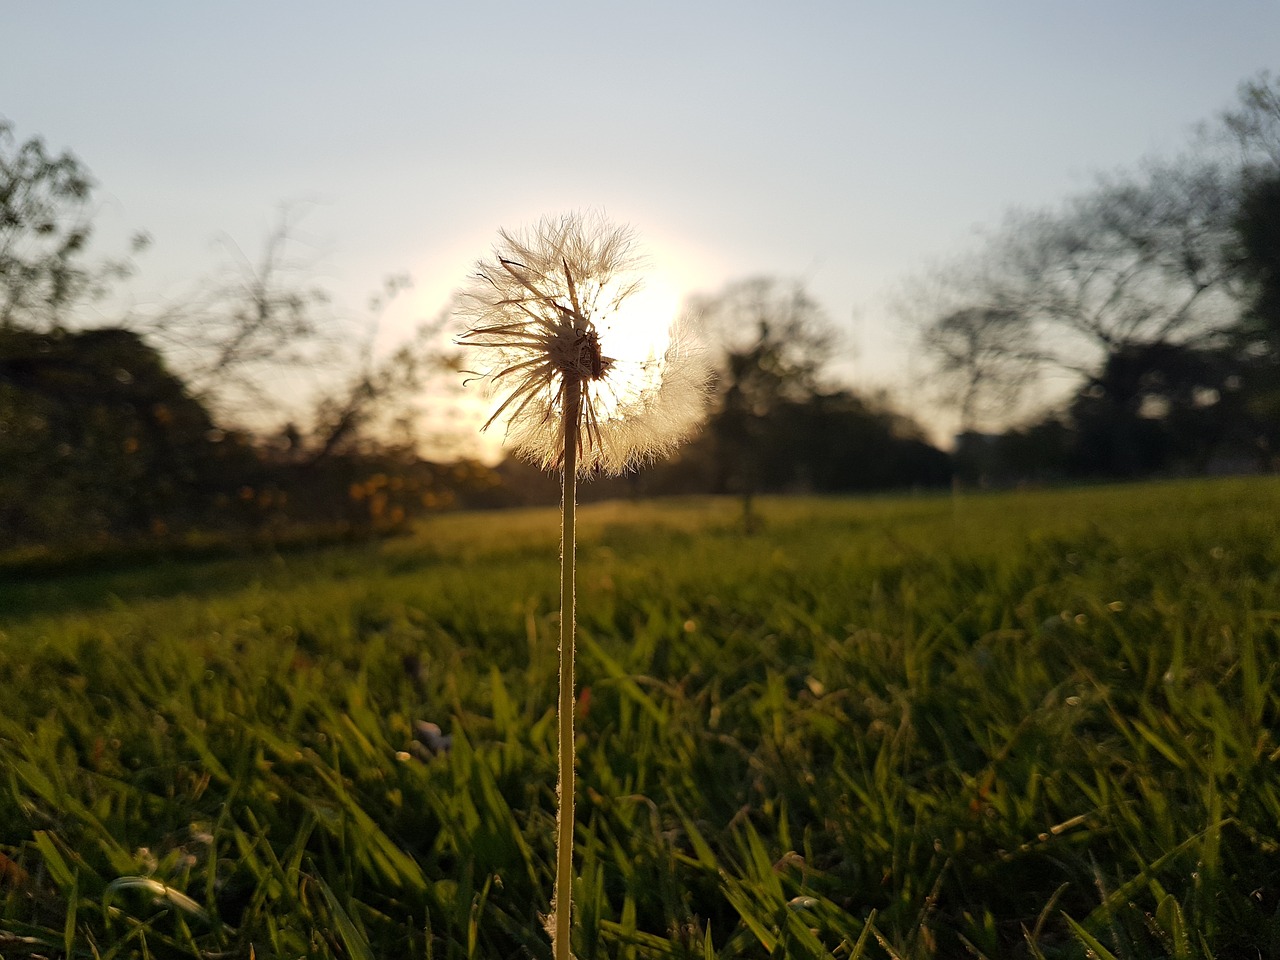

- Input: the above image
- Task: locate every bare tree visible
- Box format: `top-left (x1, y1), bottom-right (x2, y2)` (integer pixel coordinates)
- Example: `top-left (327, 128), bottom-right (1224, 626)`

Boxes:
top-left (924, 69), bottom-right (1280, 420)
top-left (303, 302), bottom-right (460, 464)
top-left (132, 209), bottom-right (459, 453)
top-left (913, 155), bottom-right (1243, 424)
top-left (138, 207), bottom-right (339, 415)
top-left (921, 306), bottom-right (1037, 432)
top-left (1220, 69), bottom-right (1280, 174)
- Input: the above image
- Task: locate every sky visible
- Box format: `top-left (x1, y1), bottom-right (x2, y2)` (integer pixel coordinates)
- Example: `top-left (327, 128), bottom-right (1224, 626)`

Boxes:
top-left (4, 1), bottom-right (1278, 449)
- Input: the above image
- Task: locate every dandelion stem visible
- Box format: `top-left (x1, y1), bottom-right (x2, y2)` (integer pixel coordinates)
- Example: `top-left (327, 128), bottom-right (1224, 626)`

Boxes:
top-left (553, 377), bottom-right (580, 960)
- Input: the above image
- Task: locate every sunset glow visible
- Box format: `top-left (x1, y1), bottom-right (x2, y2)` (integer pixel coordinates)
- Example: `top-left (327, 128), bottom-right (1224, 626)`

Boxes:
top-left (582, 271), bottom-right (681, 422)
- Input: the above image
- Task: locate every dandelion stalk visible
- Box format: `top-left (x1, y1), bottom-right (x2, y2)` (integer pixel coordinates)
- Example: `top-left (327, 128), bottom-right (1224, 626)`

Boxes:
top-left (457, 212), bottom-right (708, 959)
top-left (554, 377), bottom-right (579, 960)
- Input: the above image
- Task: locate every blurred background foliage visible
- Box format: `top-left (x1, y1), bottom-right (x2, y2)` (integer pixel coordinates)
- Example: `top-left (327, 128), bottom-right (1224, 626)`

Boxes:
top-left (3, 70), bottom-right (1280, 558)
top-left (913, 70), bottom-right (1280, 485)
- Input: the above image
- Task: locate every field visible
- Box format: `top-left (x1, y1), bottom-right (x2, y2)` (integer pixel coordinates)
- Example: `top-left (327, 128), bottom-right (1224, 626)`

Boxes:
top-left (1, 478), bottom-right (1278, 959)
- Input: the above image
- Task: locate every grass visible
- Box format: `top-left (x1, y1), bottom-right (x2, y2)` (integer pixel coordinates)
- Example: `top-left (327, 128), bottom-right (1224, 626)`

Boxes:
top-left (0, 477), bottom-right (1278, 958)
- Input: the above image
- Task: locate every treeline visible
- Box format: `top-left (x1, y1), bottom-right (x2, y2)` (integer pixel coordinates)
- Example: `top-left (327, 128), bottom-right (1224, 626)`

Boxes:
top-left (0, 323), bottom-right (499, 549)
top-left (470, 276), bottom-right (952, 509)
top-left (0, 121), bottom-right (498, 552)
top-left (0, 124), bottom-right (946, 553)
top-left (7, 70), bottom-right (1279, 551)
top-left (913, 70), bottom-right (1280, 486)
top-left (0, 318), bottom-right (947, 547)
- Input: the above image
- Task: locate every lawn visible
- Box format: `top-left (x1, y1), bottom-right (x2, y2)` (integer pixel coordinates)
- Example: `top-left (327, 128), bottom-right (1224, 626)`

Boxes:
top-left (1, 478), bottom-right (1278, 958)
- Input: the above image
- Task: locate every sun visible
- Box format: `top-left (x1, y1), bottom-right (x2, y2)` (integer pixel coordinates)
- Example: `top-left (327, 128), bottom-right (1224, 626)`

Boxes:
top-left (583, 269), bottom-right (683, 423)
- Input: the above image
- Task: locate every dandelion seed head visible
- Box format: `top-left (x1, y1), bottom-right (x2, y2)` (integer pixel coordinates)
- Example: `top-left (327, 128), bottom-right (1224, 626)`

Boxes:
top-left (457, 211), bottom-right (709, 475)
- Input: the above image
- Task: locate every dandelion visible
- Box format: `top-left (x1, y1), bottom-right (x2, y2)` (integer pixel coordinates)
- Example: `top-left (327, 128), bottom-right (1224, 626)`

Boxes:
top-left (457, 211), bottom-right (707, 475)
top-left (457, 211), bottom-right (707, 959)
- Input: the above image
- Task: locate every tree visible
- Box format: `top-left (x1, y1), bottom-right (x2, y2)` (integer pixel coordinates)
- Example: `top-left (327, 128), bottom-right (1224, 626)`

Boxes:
top-left (920, 305), bottom-right (1037, 431)
top-left (1235, 172), bottom-right (1280, 342)
top-left (299, 302), bottom-right (459, 465)
top-left (1220, 69), bottom-right (1280, 172)
top-left (910, 69), bottom-right (1280, 428)
top-left (0, 124), bottom-right (340, 424)
top-left (913, 150), bottom-right (1245, 443)
top-left (906, 70), bottom-right (1280, 480)
top-left (0, 123), bottom-right (479, 548)
top-left (139, 213), bottom-right (464, 460)
top-left (1227, 173), bottom-right (1280, 468)
top-left (765, 388), bottom-right (950, 492)
top-left (661, 276), bottom-right (952, 506)
top-left (137, 207), bottom-right (343, 418)
top-left (1217, 70), bottom-right (1280, 468)
top-left (0, 120), bottom-right (147, 331)
top-left (0, 326), bottom-right (225, 542)
top-left (687, 276), bottom-right (834, 519)
top-left (1066, 341), bottom-right (1245, 476)
top-left (1227, 71), bottom-right (1280, 347)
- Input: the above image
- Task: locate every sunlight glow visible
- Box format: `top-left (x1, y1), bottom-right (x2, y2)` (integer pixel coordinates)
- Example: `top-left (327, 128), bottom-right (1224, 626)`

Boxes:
top-left (586, 270), bottom-right (681, 423)
top-left (451, 222), bottom-right (710, 466)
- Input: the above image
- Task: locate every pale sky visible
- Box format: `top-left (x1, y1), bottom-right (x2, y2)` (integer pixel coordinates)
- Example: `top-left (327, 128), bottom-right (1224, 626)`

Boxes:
top-left (4, 1), bottom-right (1277, 447)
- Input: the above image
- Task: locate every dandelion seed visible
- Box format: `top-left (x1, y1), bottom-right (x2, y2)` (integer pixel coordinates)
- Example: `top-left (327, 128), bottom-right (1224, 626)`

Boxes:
top-left (457, 211), bottom-right (708, 475)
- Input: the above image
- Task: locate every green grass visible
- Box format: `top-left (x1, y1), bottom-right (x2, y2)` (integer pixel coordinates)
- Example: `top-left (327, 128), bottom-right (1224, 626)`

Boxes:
top-left (1, 478), bottom-right (1278, 958)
